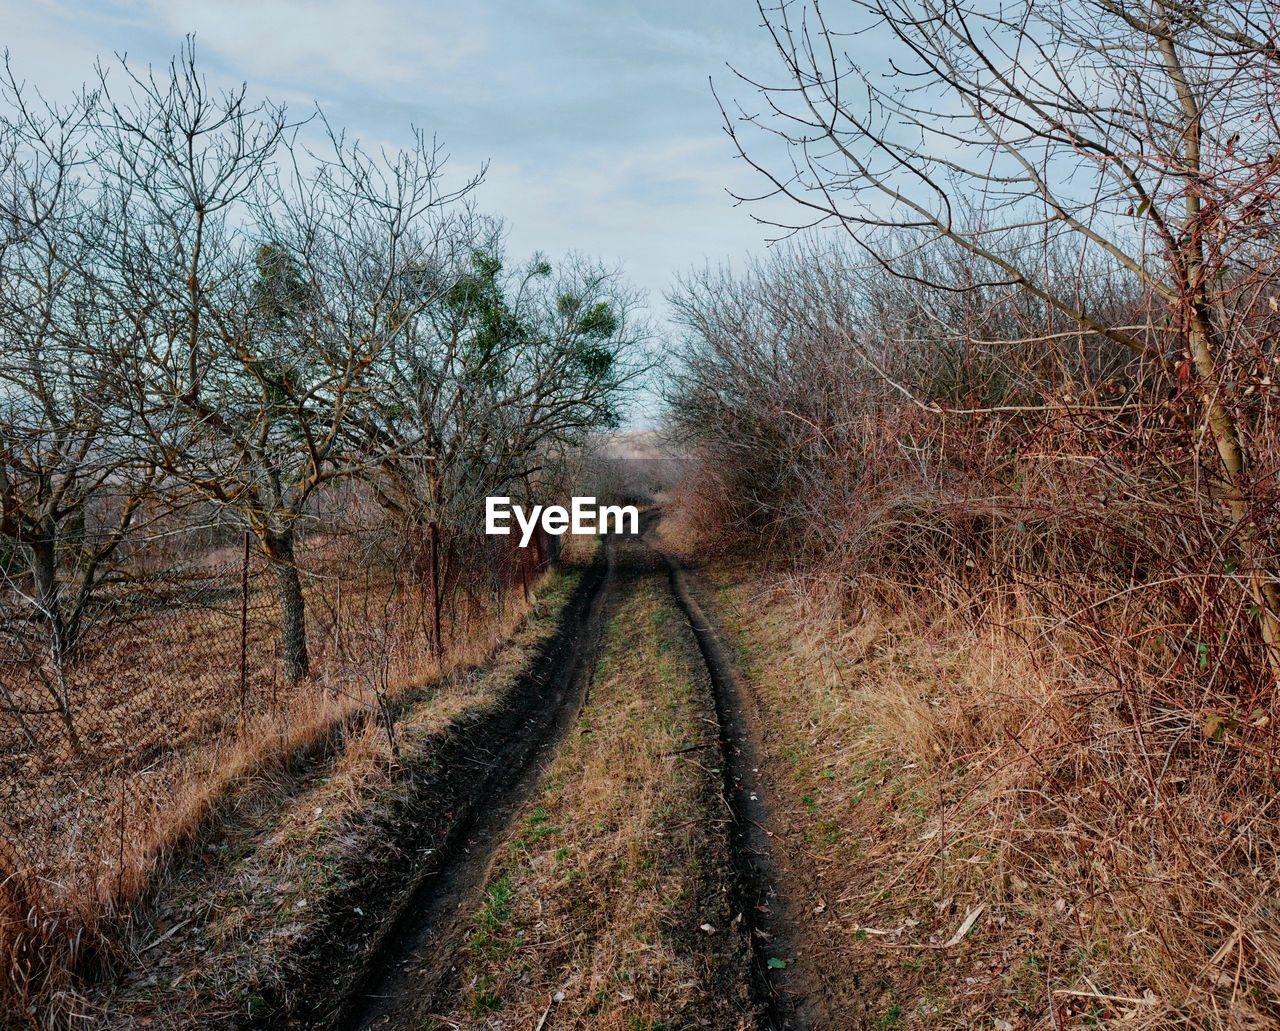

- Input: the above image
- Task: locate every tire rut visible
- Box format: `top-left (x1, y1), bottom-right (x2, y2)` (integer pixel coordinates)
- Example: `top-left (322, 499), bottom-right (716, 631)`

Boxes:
top-left (656, 538), bottom-right (818, 1031)
top-left (266, 517), bottom-right (820, 1030)
top-left (271, 537), bottom-right (620, 1031)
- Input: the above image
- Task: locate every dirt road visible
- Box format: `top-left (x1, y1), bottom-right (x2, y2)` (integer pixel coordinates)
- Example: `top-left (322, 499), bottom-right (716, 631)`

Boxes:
top-left (257, 522), bottom-right (819, 1030)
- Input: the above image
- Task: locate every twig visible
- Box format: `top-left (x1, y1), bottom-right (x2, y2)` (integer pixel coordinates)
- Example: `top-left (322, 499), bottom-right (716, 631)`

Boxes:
top-left (140, 918), bottom-right (192, 952)
top-left (523, 932), bottom-right (574, 949)
top-left (664, 741), bottom-right (716, 755)
top-left (677, 756), bottom-right (717, 776)
top-left (1052, 987), bottom-right (1149, 1006)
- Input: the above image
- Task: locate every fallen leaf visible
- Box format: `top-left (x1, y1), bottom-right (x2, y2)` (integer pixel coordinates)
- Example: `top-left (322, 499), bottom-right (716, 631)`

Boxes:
top-left (943, 903), bottom-right (987, 948)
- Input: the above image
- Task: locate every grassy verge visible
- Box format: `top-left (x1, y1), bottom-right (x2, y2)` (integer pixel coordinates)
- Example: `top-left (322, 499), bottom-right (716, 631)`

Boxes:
top-left (700, 556), bottom-right (1196, 1031)
top-left (428, 562), bottom-right (757, 1030)
top-left (77, 556), bottom-right (590, 1030)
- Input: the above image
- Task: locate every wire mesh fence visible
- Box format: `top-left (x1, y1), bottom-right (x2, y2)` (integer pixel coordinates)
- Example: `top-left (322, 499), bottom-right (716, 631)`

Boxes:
top-left (0, 520), bottom-right (550, 1003)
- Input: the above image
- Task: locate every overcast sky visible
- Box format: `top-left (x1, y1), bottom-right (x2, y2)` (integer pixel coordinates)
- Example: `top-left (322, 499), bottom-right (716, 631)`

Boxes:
top-left (3, 1), bottom-right (804, 426)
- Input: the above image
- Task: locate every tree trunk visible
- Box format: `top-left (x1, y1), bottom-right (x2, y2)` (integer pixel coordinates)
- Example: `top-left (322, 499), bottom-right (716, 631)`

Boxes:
top-left (428, 520), bottom-right (443, 660)
top-left (29, 536), bottom-right (64, 654)
top-left (1156, 13), bottom-right (1280, 685)
top-left (28, 535), bottom-right (83, 754)
top-left (266, 530), bottom-right (309, 681)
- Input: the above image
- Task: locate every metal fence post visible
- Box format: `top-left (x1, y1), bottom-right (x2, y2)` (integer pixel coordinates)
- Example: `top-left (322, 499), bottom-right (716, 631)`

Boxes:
top-left (239, 530), bottom-right (250, 722)
top-left (116, 780), bottom-right (126, 899)
top-left (428, 520), bottom-right (443, 659)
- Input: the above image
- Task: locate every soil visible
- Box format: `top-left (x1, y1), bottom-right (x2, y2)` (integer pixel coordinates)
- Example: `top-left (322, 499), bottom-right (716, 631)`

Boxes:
top-left (136, 516), bottom-right (838, 1030)
top-left (242, 542), bottom-right (616, 1030)
top-left (323, 546), bottom-right (618, 1031)
top-left (662, 550), bottom-right (818, 1030)
top-left (385, 535), bottom-right (763, 1030)
top-left (666, 555), bottom-right (893, 1031)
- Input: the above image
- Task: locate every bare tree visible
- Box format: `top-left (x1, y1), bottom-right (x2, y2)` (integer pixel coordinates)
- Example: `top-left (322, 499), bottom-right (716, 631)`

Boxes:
top-left (91, 45), bottom-right (482, 680)
top-left (363, 242), bottom-right (650, 578)
top-left (724, 0), bottom-right (1280, 680)
top-left (1, 38), bottom-right (644, 694)
top-left (0, 65), bottom-right (167, 749)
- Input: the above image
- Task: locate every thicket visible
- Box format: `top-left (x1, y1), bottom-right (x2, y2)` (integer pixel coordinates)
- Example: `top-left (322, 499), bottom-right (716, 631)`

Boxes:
top-left (667, 1), bottom-right (1280, 1022)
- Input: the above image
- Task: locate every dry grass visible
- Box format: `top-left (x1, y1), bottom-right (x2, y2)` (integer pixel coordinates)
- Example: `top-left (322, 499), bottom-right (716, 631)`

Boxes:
top-left (72, 550), bottom-right (592, 1030)
top-left (427, 561), bottom-right (756, 1030)
top-left (1, 536), bottom-right (586, 1029)
top-left (701, 553), bottom-right (1280, 1030)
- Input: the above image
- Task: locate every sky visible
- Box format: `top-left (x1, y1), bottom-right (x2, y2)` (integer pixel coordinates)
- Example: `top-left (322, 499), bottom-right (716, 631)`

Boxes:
top-left (1, 0), bottom-right (803, 427)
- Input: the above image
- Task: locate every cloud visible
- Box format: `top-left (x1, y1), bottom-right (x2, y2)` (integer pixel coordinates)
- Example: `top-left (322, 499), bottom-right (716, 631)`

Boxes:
top-left (480, 133), bottom-right (785, 306)
top-left (139, 0), bottom-right (487, 91)
top-left (1, 0), bottom-right (803, 428)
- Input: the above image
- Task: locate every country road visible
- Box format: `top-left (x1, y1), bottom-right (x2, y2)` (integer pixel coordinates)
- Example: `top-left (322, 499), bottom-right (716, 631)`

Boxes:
top-left (270, 519), bottom-right (821, 1031)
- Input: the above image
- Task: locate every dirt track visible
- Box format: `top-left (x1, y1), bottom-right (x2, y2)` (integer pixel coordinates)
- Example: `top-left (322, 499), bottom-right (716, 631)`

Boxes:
top-left (664, 553), bottom-right (814, 1031)
top-left (255, 520), bottom-right (820, 1031)
top-left (327, 541), bottom-right (617, 1031)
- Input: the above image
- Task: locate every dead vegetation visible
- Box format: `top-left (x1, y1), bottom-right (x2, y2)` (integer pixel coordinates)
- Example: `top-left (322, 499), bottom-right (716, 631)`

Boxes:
top-left (658, 3), bottom-right (1280, 1025)
top-left (662, 328), bottom-right (1280, 1026)
top-left (686, 548), bottom-right (1280, 1028)
top-left (0, 527), bottom-right (562, 1025)
top-left (0, 36), bottom-right (644, 1022)
top-left (73, 548), bottom-right (591, 1030)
